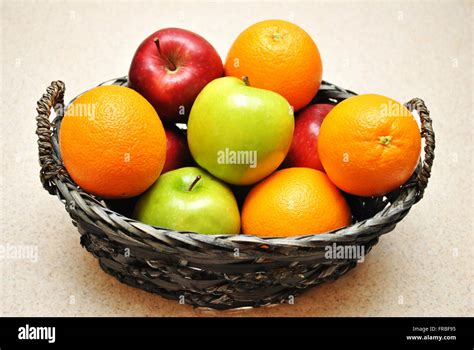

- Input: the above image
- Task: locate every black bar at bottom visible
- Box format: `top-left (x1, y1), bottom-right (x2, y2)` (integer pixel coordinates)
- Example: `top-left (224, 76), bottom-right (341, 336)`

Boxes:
top-left (0, 317), bottom-right (472, 347)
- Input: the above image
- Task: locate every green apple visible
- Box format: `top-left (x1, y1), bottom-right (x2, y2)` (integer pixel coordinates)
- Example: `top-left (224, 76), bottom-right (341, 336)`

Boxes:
top-left (133, 167), bottom-right (240, 235)
top-left (187, 77), bottom-right (294, 185)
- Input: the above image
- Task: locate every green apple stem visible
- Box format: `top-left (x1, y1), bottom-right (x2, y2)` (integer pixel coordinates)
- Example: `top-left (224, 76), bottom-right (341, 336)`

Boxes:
top-left (154, 37), bottom-right (176, 71)
top-left (242, 76), bottom-right (250, 86)
top-left (188, 175), bottom-right (201, 191)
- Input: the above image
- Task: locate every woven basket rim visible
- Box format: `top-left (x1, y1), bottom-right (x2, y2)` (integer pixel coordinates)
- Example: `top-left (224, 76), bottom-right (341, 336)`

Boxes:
top-left (38, 77), bottom-right (435, 249)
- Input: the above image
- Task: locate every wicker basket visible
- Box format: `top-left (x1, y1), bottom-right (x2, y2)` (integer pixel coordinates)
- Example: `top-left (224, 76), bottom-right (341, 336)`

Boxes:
top-left (36, 77), bottom-right (435, 310)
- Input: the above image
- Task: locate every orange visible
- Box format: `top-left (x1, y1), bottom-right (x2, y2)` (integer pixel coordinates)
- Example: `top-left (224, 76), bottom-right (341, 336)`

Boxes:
top-left (318, 94), bottom-right (422, 197)
top-left (224, 19), bottom-right (322, 112)
top-left (59, 85), bottom-right (166, 199)
top-left (241, 168), bottom-right (351, 236)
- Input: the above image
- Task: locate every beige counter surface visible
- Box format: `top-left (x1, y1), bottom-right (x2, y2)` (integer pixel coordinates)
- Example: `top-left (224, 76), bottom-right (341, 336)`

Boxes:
top-left (1, 0), bottom-right (473, 317)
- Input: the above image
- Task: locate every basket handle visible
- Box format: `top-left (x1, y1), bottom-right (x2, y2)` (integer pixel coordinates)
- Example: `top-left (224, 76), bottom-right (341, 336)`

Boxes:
top-left (405, 98), bottom-right (435, 201)
top-left (36, 80), bottom-right (67, 195)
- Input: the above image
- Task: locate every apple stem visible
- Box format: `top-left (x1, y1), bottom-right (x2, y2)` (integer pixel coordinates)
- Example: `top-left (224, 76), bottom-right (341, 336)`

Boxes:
top-left (188, 175), bottom-right (201, 191)
top-left (153, 37), bottom-right (161, 54)
top-left (242, 76), bottom-right (250, 86)
top-left (154, 37), bottom-right (177, 71)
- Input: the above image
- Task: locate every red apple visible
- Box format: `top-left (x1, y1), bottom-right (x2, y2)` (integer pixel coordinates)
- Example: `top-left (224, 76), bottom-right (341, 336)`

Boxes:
top-left (162, 125), bottom-right (192, 173)
top-left (128, 28), bottom-right (223, 123)
top-left (283, 104), bottom-right (334, 171)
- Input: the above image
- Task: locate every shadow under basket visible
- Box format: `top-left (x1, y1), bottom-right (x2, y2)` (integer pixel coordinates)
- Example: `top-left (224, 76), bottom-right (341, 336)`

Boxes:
top-left (36, 77), bottom-right (435, 310)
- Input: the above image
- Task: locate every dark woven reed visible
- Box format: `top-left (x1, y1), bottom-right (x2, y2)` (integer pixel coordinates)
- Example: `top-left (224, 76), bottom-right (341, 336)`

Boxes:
top-left (36, 77), bottom-right (435, 310)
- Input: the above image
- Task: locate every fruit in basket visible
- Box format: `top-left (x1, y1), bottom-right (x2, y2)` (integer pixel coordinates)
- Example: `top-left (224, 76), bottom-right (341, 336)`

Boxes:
top-left (59, 85), bottom-right (166, 199)
top-left (128, 28), bottom-right (223, 123)
top-left (162, 125), bottom-right (192, 173)
top-left (318, 94), bottom-right (422, 197)
top-left (241, 167), bottom-right (351, 236)
top-left (283, 103), bottom-right (334, 170)
top-left (224, 19), bottom-right (322, 112)
top-left (133, 167), bottom-right (240, 235)
top-left (187, 77), bottom-right (294, 185)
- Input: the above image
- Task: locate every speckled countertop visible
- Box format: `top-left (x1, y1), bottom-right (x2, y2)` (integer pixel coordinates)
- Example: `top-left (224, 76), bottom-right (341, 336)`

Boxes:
top-left (1, 0), bottom-right (472, 317)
